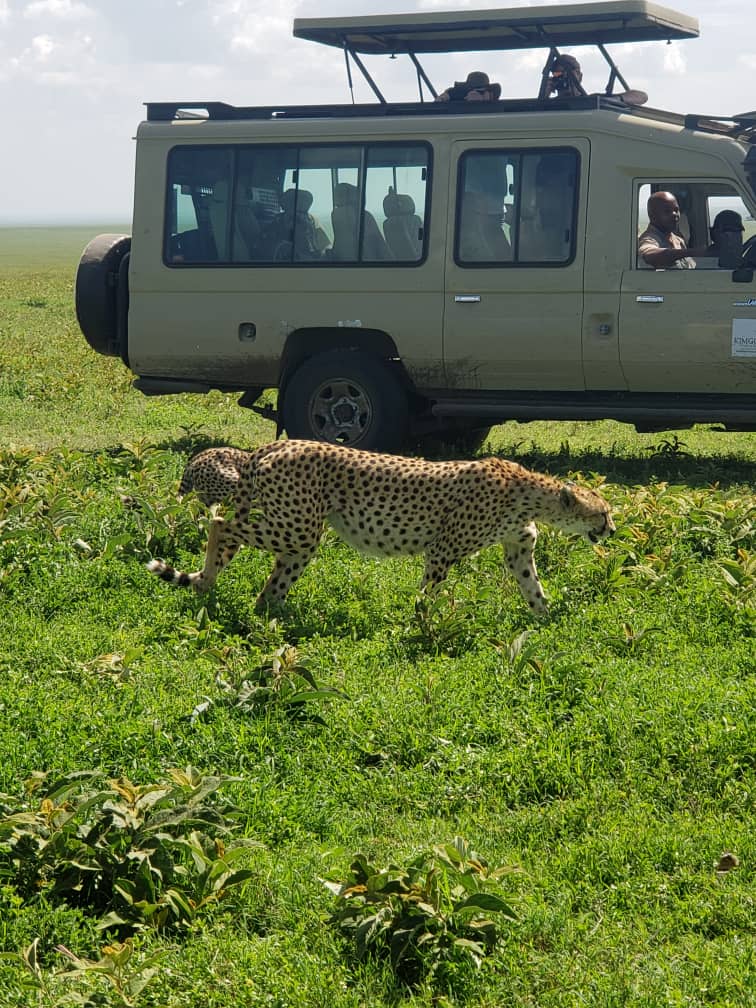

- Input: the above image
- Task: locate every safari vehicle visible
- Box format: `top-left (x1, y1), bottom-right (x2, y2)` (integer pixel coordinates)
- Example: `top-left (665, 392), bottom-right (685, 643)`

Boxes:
top-left (75, 1), bottom-right (756, 452)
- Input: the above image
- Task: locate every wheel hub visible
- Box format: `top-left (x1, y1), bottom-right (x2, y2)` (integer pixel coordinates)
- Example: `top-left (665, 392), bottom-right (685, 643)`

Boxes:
top-left (310, 379), bottom-right (373, 444)
top-left (331, 395), bottom-right (360, 427)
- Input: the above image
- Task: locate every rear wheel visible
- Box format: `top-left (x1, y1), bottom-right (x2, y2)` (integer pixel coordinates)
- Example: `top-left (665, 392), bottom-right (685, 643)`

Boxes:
top-left (281, 350), bottom-right (409, 452)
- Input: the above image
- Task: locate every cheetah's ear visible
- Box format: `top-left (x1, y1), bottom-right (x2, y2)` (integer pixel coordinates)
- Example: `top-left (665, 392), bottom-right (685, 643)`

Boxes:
top-left (559, 486), bottom-right (575, 509)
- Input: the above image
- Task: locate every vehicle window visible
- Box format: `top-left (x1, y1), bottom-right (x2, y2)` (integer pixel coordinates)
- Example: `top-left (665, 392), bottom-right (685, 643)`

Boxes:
top-left (636, 181), bottom-right (753, 269)
top-left (165, 143), bottom-right (429, 266)
top-left (456, 148), bottom-right (578, 266)
top-left (165, 147), bottom-right (234, 263)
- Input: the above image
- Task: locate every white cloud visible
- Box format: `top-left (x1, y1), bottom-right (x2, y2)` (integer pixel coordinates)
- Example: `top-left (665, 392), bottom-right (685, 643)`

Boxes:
top-left (30, 33), bottom-right (55, 59)
top-left (662, 41), bottom-right (687, 76)
top-left (24, 0), bottom-right (93, 18)
top-left (0, 0), bottom-right (10, 23)
top-left (209, 0), bottom-right (295, 59)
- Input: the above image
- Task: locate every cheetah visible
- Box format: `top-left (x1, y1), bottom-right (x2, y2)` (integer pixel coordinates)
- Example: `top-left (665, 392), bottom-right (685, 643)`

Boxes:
top-left (148, 440), bottom-right (614, 614)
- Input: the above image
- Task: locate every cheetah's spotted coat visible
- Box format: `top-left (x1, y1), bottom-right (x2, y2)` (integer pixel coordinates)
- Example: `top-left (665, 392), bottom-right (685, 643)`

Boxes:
top-left (150, 440), bottom-right (614, 613)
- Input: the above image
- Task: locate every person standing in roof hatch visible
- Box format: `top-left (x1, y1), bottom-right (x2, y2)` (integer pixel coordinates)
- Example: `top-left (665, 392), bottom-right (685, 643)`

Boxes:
top-left (437, 70), bottom-right (502, 102)
top-left (547, 54), bottom-right (585, 97)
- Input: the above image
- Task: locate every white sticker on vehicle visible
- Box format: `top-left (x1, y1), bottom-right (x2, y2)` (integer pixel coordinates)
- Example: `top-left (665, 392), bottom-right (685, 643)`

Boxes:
top-left (732, 318), bottom-right (756, 357)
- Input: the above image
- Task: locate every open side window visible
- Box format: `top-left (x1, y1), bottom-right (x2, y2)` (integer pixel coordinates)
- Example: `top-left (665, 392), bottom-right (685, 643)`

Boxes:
top-left (635, 181), bottom-right (753, 270)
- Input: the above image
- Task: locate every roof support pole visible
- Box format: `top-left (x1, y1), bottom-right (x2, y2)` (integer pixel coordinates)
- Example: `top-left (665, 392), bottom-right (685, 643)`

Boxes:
top-left (408, 52), bottom-right (438, 100)
top-left (597, 43), bottom-right (630, 93)
top-left (342, 42), bottom-right (355, 104)
top-left (342, 42), bottom-right (387, 103)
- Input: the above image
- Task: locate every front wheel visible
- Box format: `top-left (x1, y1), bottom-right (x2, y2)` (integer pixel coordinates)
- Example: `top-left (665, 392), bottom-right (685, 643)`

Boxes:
top-left (281, 350), bottom-right (409, 452)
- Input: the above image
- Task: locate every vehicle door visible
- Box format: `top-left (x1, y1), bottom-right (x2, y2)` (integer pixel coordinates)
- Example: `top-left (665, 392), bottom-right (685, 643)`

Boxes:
top-left (442, 139), bottom-right (589, 391)
top-left (618, 181), bottom-right (756, 392)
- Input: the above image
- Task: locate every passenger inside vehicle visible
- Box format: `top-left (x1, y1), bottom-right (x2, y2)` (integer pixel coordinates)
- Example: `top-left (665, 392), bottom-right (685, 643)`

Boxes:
top-left (703, 209), bottom-right (744, 267)
top-left (265, 188), bottom-right (330, 261)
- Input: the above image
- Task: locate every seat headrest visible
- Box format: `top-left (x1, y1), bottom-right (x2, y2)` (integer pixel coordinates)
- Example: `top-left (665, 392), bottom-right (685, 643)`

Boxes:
top-left (383, 193), bottom-right (416, 217)
top-left (334, 182), bottom-right (358, 206)
top-left (211, 180), bottom-right (228, 203)
top-left (281, 188), bottom-right (314, 214)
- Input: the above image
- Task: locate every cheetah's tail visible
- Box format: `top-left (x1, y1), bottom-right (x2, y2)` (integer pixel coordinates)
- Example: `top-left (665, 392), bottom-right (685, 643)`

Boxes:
top-left (147, 558), bottom-right (201, 589)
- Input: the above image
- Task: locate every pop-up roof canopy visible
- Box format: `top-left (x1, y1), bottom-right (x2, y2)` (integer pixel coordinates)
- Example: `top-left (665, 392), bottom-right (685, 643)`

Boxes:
top-left (147, 1), bottom-right (753, 139)
top-left (293, 1), bottom-right (698, 55)
top-left (293, 2), bottom-right (698, 104)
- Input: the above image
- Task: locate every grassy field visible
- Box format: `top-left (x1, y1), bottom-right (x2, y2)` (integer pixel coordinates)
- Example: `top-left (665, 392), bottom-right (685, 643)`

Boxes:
top-left (0, 227), bottom-right (754, 1007)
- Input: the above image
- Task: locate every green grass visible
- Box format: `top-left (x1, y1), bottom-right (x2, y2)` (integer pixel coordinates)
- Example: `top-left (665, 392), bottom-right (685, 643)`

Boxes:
top-left (0, 227), bottom-right (754, 1006)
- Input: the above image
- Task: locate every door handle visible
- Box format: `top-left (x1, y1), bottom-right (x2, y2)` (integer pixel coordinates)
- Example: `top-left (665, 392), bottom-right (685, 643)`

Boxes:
top-left (636, 295), bottom-right (665, 303)
top-left (454, 295), bottom-right (481, 303)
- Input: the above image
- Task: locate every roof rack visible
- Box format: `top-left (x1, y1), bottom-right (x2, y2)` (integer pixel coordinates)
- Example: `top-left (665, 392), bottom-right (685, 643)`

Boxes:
top-left (143, 98), bottom-right (756, 147)
top-left (683, 111), bottom-right (756, 144)
top-left (146, 93), bottom-right (634, 123)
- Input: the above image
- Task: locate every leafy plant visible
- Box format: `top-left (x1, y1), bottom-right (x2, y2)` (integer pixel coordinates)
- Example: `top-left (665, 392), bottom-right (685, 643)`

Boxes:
top-left (495, 629), bottom-right (543, 678)
top-left (403, 589), bottom-right (479, 656)
top-left (55, 938), bottom-right (166, 1006)
top-left (192, 644), bottom-right (346, 725)
top-left (606, 621), bottom-right (663, 654)
top-left (0, 767), bottom-right (258, 934)
top-left (718, 548), bottom-right (756, 609)
top-left (324, 837), bottom-right (517, 989)
top-left (645, 434), bottom-right (690, 458)
top-left (1, 937), bottom-right (164, 1008)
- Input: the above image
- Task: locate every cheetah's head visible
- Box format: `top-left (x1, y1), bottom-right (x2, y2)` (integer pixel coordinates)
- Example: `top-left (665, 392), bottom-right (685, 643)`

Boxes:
top-left (559, 484), bottom-right (615, 544)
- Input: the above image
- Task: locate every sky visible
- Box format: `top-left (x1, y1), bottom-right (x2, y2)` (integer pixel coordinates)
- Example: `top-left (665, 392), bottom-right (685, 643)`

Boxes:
top-left (0, 0), bottom-right (754, 225)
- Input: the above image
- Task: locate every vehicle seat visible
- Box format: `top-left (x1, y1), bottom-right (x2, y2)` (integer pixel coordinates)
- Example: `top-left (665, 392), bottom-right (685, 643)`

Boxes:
top-left (208, 179), bottom-right (231, 260)
top-left (234, 198), bottom-right (264, 259)
top-left (519, 220), bottom-right (571, 261)
top-left (209, 179), bottom-right (265, 261)
top-left (331, 182), bottom-right (392, 262)
top-left (458, 191), bottom-right (512, 261)
top-left (382, 191), bottom-right (423, 260)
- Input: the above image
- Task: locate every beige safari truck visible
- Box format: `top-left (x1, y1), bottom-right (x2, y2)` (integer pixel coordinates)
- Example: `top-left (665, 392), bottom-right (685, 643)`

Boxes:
top-left (75, 1), bottom-right (756, 452)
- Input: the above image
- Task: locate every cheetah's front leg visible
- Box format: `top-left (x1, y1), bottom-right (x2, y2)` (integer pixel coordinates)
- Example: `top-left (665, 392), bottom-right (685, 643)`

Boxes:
top-left (504, 524), bottom-right (548, 615)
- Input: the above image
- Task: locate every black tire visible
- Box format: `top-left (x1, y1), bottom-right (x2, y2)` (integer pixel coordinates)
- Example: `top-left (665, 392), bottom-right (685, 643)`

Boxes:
top-left (281, 350), bottom-right (410, 452)
top-left (75, 234), bottom-right (131, 357)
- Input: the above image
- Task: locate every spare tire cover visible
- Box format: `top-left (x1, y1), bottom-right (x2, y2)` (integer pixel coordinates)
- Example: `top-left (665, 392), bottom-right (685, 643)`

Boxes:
top-left (75, 234), bottom-right (131, 357)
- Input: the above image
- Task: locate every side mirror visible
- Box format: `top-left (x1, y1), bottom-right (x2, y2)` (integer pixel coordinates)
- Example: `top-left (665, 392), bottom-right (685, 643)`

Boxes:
top-left (732, 267), bottom-right (754, 283)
